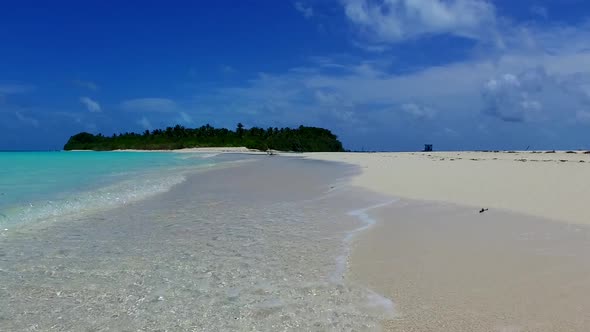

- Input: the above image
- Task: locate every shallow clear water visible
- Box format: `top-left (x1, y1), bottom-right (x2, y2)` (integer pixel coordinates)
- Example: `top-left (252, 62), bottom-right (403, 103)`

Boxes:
top-left (0, 151), bottom-right (214, 226)
top-left (0, 155), bottom-right (396, 331)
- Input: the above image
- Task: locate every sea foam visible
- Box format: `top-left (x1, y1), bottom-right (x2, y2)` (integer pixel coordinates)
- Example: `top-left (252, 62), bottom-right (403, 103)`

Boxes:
top-left (328, 199), bottom-right (400, 321)
top-left (0, 172), bottom-right (188, 227)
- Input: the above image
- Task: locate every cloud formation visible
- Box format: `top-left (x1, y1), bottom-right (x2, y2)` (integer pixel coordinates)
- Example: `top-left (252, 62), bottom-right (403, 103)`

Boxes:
top-left (80, 97), bottom-right (101, 112)
top-left (482, 67), bottom-right (590, 123)
top-left (294, 2), bottom-right (314, 19)
top-left (196, 19), bottom-right (590, 150)
top-left (482, 72), bottom-right (542, 122)
top-left (120, 98), bottom-right (177, 112)
top-left (6, 1), bottom-right (590, 151)
top-left (342, 0), bottom-right (496, 43)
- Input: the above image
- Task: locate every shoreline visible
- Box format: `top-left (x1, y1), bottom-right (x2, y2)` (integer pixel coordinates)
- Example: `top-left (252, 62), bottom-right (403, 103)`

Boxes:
top-left (0, 154), bottom-right (394, 330)
top-left (67, 147), bottom-right (264, 154)
top-left (0, 153), bottom-right (240, 233)
top-left (296, 151), bottom-right (590, 331)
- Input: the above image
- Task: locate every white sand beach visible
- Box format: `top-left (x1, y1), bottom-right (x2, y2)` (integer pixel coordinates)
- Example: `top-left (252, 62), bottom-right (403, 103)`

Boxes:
top-left (111, 147), bottom-right (264, 153)
top-left (304, 151), bottom-right (590, 225)
top-left (302, 151), bottom-right (590, 331)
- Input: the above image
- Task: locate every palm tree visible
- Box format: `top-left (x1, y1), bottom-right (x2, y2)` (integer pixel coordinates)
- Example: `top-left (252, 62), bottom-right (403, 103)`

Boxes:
top-left (236, 122), bottom-right (245, 138)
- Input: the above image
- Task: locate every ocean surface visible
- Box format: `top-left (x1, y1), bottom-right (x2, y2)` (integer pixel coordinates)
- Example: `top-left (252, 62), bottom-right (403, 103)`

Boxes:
top-left (0, 151), bottom-right (215, 227)
top-left (0, 153), bottom-right (395, 330)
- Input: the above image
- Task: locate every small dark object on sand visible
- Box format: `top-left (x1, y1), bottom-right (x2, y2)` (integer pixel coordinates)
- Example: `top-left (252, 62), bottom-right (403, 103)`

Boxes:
top-left (479, 208), bottom-right (489, 214)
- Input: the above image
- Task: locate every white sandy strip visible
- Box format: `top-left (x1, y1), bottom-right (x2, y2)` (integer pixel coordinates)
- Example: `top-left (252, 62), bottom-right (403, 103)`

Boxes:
top-left (111, 147), bottom-right (263, 153)
top-left (301, 151), bottom-right (590, 225)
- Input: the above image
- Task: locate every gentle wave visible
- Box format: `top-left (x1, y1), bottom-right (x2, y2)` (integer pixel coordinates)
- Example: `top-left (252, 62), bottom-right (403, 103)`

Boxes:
top-left (331, 199), bottom-right (400, 320)
top-left (331, 200), bottom-right (398, 282)
top-left (0, 169), bottom-right (191, 228)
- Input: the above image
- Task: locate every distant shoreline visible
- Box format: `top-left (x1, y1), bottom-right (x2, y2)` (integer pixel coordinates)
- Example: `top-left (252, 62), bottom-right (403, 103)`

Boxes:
top-left (65, 147), bottom-right (263, 153)
top-left (64, 148), bottom-right (590, 154)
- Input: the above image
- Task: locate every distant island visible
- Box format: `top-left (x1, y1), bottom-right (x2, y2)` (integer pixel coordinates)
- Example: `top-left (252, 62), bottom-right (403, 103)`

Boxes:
top-left (64, 123), bottom-right (345, 152)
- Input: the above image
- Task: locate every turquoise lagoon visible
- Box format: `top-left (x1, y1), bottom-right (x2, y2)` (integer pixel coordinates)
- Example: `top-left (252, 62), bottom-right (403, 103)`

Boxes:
top-left (0, 151), bottom-right (214, 227)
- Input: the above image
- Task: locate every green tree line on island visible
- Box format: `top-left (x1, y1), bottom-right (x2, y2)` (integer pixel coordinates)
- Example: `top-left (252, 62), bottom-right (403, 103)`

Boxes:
top-left (63, 123), bottom-right (345, 152)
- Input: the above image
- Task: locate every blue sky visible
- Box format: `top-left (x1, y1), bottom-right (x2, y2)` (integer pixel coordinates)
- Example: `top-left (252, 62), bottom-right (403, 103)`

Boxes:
top-left (1, 0), bottom-right (590, 151)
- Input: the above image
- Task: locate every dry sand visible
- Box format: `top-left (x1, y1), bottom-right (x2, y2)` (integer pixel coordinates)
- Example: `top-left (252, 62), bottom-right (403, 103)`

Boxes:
top-left (303, 151), bottom-right (590, 225)
top-left (303, 151), bottom-right (590, 331)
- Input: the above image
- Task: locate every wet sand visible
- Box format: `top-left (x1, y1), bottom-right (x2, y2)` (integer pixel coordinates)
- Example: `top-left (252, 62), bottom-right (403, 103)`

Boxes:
top-left (349, 200), bottom-right (590, 331)
top-left (301, 151), bottom-right (590, 331)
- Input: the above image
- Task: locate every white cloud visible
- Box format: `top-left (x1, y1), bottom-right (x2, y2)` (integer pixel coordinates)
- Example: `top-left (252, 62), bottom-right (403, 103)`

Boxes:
top-left (120, 98), bottom-right (177, 112)
top-left (204, 33), bottom-right (590, 132)
top-left (137, 116), bottom-right (153, 130)
top-left (304, 59), bottom-right (493, 104)
top-left (181, 19), bottom-right (590, 150)
top-left (80, 96), bottom-right (101, 112)
top-left (15, 111), bottom-right (39, 127)
top-left (294, 2), bottom-right (313, 19)
top-left (482, 67), bottom-right (590, 123)
top-left (342, 0), bottom-right (496, 43)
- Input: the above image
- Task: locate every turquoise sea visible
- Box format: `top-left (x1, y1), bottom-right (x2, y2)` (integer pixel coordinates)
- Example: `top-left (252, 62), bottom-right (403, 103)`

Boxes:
top-left (0, 151), bottom-right (215, 227)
